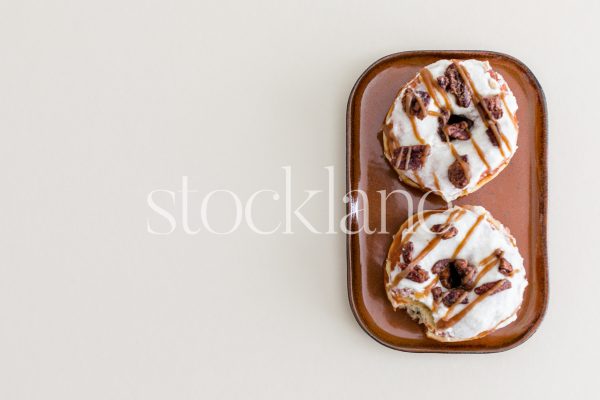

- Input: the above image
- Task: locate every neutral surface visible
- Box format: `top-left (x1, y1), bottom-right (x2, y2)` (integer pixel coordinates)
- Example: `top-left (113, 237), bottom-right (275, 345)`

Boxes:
top-left (0, 1), bottom-right (594, 399)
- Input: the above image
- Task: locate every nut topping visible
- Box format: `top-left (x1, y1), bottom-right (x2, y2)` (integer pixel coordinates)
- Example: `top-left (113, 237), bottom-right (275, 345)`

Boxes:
top-left (474, 279), bottom-right (512, 296)
top-left (438, 63), bottom-right (472, 108)
top-left (432, 258), bottom-right (451, 275)
top-left (401, 241), bottom-right (414, 263)
top-left (433, 258), bottom-right (476, 290)
top-left (431, 287), bottom-right (443, 303)
top-left (402, 88), bottom-right (431, 120)
top-left (485, 120), bottom-right (503, 147)
top-left (482, 95), bottom-right (504, 120)
top-left (406, 265), bottom-right (430, 283)
top-left (498, 257), bottom-right (514, 276)
top-left (431, 223), bottom-right (458, 239)
top-left (391, 145), bottom-right (431, 171)
top-left (445, 121), bottom-right (471, 140)
top-left (442, 289), bottom-right (469, 307)
top-left (438, 113), bottom-right (473, 142)
top-left (448, 155), bottom-right (471, 189)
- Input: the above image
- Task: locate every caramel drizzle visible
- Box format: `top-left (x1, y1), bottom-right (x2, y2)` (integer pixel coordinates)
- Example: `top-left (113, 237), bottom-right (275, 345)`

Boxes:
top-left (500, 92), bottom-right (518, 129)
top-left (438, 124), bottom-right (470, 174)
top-left (401, 146), bottom-right (413, 170)
top-left (390, 209), bottom-right (466, 287)
top-left (413, 170), bottom-right (425, 187)
top-left (414, 90), bottom-right (427, 117)
top-left (420, 68), bottom-right (453, 112)
top-left (399, 214), bottom-right (429, 245)
top-left (418, 67), bottom-right (481, 190)
top-left (382, 122), bottom-right (400, 155)
top-left (437, 279), bottom-right (507, 329)
top-left (473, 252), bottom-right (501, 287)
top-left (486, 121), bottom-right (506, 157)
top-left (387, 211), bottom-right (440, 265)
top-left (409, 115), bottom-right (426, 144)
top-left (478, 251), bottom-right (499, 269)
top-left (435, 213), bottom-right (487, 320)
top-left (398, 63), bottom-right (509, 192)
top-left (440, 125), bottom-right (471, 183)
top-left (453, 61), bottom-right (512, 154)
top-left (415, 276), bottom-right (439, 299)
top-left (453, 63), bottom-right (505, 155)
top-left (440, 249), bottom-right (509, 325)
top-left (423, 67), bottom-right (467, 175)
top-left (420, 69), bottom-right (442, 110)
top-left (428, 64), bottom-right (487, 168)
top-left (432, 172), bottom-right (442, 191)
top-left (470, 135), bottom-right (491, 171)
top-left (451, 213), bottom-right (485, 258)
top-left (442, 291), bottom-right (470, 320)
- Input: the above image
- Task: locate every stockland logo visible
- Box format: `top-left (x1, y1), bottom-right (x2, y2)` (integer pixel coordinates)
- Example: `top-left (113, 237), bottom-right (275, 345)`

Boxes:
top-left (146, 166), bottom-right (448, 235)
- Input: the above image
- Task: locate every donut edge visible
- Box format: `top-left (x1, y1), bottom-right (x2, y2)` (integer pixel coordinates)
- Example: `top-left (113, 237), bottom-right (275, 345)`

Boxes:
top-left (383, 205), bottom-right (523, 342)
top-left (381, 64), bottom-right (518, 202)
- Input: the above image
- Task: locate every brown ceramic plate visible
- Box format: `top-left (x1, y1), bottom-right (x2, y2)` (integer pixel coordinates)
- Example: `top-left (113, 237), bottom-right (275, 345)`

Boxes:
top-left (346, 51), bottom-right (548, 353)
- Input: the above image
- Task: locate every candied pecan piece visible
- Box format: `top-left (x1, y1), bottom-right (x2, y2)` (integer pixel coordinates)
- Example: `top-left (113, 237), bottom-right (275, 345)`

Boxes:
top-left (431, 287), bottom-right (443, 303)
top-left (438, 114), bottom-right (473, 142)
top-left (474, 279), bottom-right (512, 295)
top-left (494, 248), bottom-right (504, 257)
top-left (406, 266), bottom-right (430, 283)
top-left (401, 241), bottom-right (414, 263)
top-left (453, 259), bottom-right (468, 272)
top-left (460, 278), bottom-right (476, 291)
top-left (485, 127), bottom-right (499, 146)
top-left (445, 121), bottom-right (471, 140)
top-left (437, 108), bottom-right (450, 125)
top-left (432, 258), bottom-right (451, 274)
top-left (442, 289), bottom-right (469, 307)
top-left (448, 155), bottom-right (470, 189)
top-left (482, 95), bottom-right (503, 120)
top-left (498, 257), bottom-right (514, 276)
top-left (431, 223), bottom-right (458, 239)
top-left (402, 88), bottom-right (431, 120)
top-left (441, 64), bottom-right (471, 107)
top-left (391, 145), bottom-right (431, 170)
top-left (437, 265), bottom-right (452, 288)
top-left (413, 90), bottom-right (431, 118)
top-left (437, 75), bottom-right (449, 90)
top-left (454, 259), bottom-right (476, 290)
top-left (484, 119), bottom-right (503, 147)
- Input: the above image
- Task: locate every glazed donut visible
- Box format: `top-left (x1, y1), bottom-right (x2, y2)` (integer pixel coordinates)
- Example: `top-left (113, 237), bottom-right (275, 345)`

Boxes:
top-left (384, 205), bottom-right (528, 342)
top-left (382, 59), bottom-right (519, 201)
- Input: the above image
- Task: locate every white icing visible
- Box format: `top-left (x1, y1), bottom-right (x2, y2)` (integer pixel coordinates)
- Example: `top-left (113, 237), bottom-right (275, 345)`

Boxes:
top-left (387, 206), bottom-right (528, 340)
top-left (385, 59), bottom-right (519, 201)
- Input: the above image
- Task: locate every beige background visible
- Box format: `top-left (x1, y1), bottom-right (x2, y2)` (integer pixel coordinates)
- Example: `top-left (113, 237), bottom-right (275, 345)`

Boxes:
top-left (0, 0), bottom-right (595, 398)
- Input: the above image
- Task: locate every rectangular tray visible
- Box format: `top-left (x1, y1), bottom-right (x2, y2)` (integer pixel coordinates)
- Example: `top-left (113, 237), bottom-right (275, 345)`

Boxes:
top-left (346, 50), bottom-right (548, 353)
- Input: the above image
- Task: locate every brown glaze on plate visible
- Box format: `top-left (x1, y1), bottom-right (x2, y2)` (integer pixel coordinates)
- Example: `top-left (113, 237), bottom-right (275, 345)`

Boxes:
top-left (346, 51), bottom-right (548, 353)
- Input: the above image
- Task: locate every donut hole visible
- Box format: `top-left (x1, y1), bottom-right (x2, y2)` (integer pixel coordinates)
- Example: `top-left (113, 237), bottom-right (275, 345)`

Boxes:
top-left (438, 114), bottom-right (475, 142)
top-left (436, 259), bottom-right (476, 290)
top-left (446, 263), bottom-right (463, 289)
top-left (447, 114), bottom-right (474, 129)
